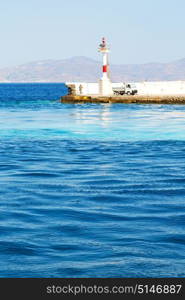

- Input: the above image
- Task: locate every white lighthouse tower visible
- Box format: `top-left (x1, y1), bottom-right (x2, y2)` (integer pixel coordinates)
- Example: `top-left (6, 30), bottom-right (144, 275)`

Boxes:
top-left (98, 37), bottom-right (113, 96)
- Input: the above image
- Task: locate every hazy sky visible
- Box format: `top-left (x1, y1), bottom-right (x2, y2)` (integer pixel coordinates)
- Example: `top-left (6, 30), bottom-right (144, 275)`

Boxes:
top-left (0, 0), bottom-right (185, 67)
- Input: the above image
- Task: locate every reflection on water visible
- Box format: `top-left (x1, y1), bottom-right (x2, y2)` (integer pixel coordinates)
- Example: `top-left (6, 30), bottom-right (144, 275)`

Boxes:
top-left (1, 101), bottom-right (185, 141)
top-left (73, 104), bottom-right (112, 127)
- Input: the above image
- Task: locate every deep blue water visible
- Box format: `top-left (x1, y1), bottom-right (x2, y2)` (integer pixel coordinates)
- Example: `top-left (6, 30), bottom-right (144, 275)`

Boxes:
top-left (0, 83), bottom-right (185, 278)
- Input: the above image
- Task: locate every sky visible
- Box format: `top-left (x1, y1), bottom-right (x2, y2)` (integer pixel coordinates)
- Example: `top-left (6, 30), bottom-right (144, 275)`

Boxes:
top-left (0, 0), bottom-right (185, 68)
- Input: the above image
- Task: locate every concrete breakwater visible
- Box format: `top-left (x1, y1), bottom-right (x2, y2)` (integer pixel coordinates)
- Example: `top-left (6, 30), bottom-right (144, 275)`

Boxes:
top-left (61, 94), bottom-right (185, 104)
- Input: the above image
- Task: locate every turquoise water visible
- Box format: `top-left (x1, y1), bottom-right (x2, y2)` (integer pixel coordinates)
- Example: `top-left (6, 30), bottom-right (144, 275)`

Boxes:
top-left (0, 83), bottom-right (185, 277)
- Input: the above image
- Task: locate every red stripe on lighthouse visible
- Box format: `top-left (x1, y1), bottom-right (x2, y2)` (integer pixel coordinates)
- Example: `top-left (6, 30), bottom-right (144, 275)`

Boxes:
top-left (103, 65), bottom-right (107, 73)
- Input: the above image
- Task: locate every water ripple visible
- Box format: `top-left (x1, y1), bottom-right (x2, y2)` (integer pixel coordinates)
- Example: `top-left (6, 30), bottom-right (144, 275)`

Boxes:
top-left (0, 84), bottom-right (185, 277)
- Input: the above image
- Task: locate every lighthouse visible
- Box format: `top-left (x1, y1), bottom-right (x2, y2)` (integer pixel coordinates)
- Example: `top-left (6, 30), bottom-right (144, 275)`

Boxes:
top-left (98, 37), bottom-right (113, 96)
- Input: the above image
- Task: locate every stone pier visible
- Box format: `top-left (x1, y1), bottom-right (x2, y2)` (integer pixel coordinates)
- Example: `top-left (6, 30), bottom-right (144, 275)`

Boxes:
top-left (61, 94), bottom-right (185, 104)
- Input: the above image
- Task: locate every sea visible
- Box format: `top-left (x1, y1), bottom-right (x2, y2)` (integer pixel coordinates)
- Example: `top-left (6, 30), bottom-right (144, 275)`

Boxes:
top-left (0, 83), bottom-right (185, 278)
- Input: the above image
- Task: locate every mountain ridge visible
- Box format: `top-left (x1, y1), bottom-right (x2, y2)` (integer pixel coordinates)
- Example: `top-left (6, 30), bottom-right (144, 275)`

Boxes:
top-left (0, 56), bottom-right (185, 82)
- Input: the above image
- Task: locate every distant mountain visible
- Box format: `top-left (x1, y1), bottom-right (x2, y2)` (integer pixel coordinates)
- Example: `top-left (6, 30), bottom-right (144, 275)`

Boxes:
top-left (0, 56), bottom-right (185, 82)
